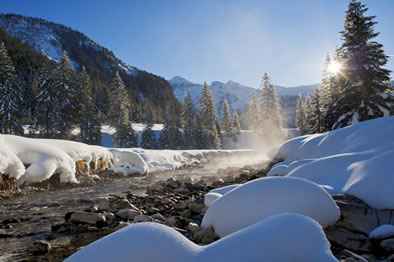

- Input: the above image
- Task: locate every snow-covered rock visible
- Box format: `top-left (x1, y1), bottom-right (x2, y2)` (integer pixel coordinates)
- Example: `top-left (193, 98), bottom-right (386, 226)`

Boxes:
top-left (65, 214), bottom-right (338, 262)
top-left (268, 116), bottom-right (394, 209)
top-left (369, 225), bottom-right (394, 240)
top-left (201, 177), bottom-right (340, 237)
top-left (204, 184), bottom-right (241, 207)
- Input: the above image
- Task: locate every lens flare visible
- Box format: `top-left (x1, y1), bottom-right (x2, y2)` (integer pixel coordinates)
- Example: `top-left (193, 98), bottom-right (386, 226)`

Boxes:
top-left (328, 61), bottom-right (341, 74)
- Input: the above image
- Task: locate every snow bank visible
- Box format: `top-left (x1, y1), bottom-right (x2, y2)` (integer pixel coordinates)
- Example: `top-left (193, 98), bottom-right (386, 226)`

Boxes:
top-left (268, 116), bottom-right (394, 209)
top-left (1, 135), bottom-right (77, 184)
top-left (201, 177), bottom-right (340, 237)
top-left (0, 136), bottom-right (25, 179)
top-left (110, 148), bottom-right (255, 175)
top-left (65, 214), bottom-right (337, 262)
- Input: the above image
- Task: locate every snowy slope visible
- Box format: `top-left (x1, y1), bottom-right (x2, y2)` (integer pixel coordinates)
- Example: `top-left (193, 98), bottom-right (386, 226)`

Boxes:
top-left (169, 76), bottom-right (318, 126)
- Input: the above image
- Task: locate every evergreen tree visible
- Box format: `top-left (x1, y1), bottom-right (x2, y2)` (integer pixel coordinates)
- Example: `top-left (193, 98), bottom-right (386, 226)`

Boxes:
top-left (141, 112), bottom-right (157, 149)
top-left (34, 61), bottom-right (65, 137)
top-left (328, 0), bottom-right (392, 129)
top-left (221, 99), bottom-right (233, 137)
top-left (0, 42), bottom-right (23, 135)
top-left (199, 82), bottom-right (221, 149)
top-left (159, 104), bottom-right (184, 149)
top-left (232, 111), bottom-right (241, 136)
top-left (51, 51), bottom-right (75, 138)
top-left (259, 73), bottom-right (282, 136)
top-left (303, 95), bottom-right (313, 134)
top-left (247, 90), bottom-right (260, 131)
top-left (76, 66), bottom-right (101, 144)
top-left (182, 91), bottom-right (196, 149)
top-left (295, 94), bottom-right (306, 135)
top-left (191, 115), bottom-right (207, 149)
top-left (108, 72), bottom-right (138, 147)
top-left (307, 89), bottom-right (324, 134)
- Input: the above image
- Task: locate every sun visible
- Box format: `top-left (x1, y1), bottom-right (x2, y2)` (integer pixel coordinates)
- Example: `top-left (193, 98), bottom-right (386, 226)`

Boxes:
top-left (328, 60), bottom-right (341, 74)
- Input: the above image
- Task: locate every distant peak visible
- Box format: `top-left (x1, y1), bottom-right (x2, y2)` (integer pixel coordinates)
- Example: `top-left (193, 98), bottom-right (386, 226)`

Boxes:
top-left (169, 76), bottom-right (192, 84)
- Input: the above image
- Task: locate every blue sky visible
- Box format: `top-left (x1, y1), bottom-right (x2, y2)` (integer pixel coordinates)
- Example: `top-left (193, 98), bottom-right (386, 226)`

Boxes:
top-left (2, 0), bottom-right (394, 87)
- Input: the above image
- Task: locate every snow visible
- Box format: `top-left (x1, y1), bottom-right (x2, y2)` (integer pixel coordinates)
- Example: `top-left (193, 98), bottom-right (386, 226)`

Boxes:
top-left (1, 135), bottom-right (77, 184)
top-left (204, 184), bottom-right (241, 207)
top-left (201, 176), bottom-right (340, 237)
top-left (65, 213), bottom-right (337, 262)
top-left (369, 224), bottom-right (394, 239)
top-left (268, 116), bottom-right (394, 209)
top-left (0, 134), bottom-right (257, 184)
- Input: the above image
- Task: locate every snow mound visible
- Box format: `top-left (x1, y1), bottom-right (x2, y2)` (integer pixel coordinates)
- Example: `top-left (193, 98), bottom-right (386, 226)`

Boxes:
top-left (201, 177), bottom-right (340, 237)
top-left (110, 148), bottom-right (148, 175)
top-left (204, 184), bottom-right (241, 207)
top-left (65, 214), bottom-right (338, 262)
top-left (268, 116), bottom-right (394, 209)
top-left (369, 224), bottom-right (394, 239)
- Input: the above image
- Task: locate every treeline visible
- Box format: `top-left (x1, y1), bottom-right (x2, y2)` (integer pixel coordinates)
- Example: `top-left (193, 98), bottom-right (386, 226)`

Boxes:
top-left (296, 0), bottom-right (393, 135)
top-left (140, 83), bottom-right (241, 150)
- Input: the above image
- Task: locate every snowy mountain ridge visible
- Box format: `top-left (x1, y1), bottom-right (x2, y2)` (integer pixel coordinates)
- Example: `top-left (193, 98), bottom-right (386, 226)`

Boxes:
top-left (0, 13), bottom-right (137, 75)
top-left (169, 76), bottom-right (319, 126)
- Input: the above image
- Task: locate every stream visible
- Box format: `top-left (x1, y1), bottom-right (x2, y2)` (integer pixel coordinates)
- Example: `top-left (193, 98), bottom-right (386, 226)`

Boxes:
top-left (0, 158), bottom-right (271, 262)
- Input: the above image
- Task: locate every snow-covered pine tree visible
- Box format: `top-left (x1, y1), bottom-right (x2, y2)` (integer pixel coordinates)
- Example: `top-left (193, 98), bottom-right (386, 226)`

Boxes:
top-left (295, 94), bottom-right (306, 135)
top-left (303, 95), bottom-right (313, 134)
top-left (0, 42), bottom-right (23, 135)
top-left (247, 90), bottom-right (260, 131)
top-left (159, 104), bottom-right (184, 149)
top-left (181, 91), bottom-right (196, 149)
top-left (329, 0), bottom-right (392, 129)
top-left (308, 88), bottom-right (324, 134)
top-left (141, 111), bottom-right (157, 149)
top-left (221, 99), bottom-right (233, 137)
top-left (76, 66), bottom-right (101, 144)
top-left (199, 82), bottom-right (221, 149)
top-left (108, 72), bottom-right (137, 148)
top-left (51, 51), bottom-right (75, 138)
top-left (232, 110), bottom-right (241, 136)
top-left (34, 61), bottom-right (64, 137)
top-left (191, 115), bottom-right (207, 149)
top-left (259, 73), bottom-right (282, 136)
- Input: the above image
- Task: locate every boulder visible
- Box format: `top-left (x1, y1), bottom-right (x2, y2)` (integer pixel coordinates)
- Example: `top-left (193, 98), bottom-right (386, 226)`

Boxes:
top-left (28, 240), bottom-right (51, 255)
top-left (116, 209), bottom-right (140, 221)
top-left (70, 212), bottom-right (106, 226)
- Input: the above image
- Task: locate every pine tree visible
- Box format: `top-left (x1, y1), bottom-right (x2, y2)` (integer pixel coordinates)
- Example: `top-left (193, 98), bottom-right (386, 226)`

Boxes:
top-left (76, 66), bottom-right (101, 144)
top-left (259, 73), bottom-right (282, 136)
top-left (221, 99), bottom-right (233, 137)
top-left (328, 0), bottom-right (392, 129)
top-left (108, 72), bottom-right (137, 148)
top-left (295, 94), bottom-right (306, 135)
top-left (182, 91), bottom-right (196, 149)
top-left (34, 61), bottom-right (65, 138)
top-left (51, 51), bottom-right (75, 138)
top-left (0, 42), bottom-right (23, 135)
top-left (232, 111), bottom-right (241, 136)
top-left (159, 104), bottom-right (184, 149)
top-left (141, 112), bottom-right (157, 149)
top-left (303, 95), bottom-right (313, 134)
top-left (199, 82), bottom-right (221, 149)
top-left (247, 90), bottom-right (260, 131)
top-left (307, 89), bottom-right (324, 134)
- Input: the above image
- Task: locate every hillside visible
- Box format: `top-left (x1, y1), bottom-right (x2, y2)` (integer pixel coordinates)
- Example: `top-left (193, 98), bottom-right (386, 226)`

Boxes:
top-left (169, 76), bottom-right (319, 127)
top-left (0, 13), bottom-right (179, 122)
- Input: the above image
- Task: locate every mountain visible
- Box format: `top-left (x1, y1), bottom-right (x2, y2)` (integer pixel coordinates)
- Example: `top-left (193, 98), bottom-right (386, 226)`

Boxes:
top-left (169, 76), bottom-right (319, 127)
top-left (0, 13), bottom-right (179, 122)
